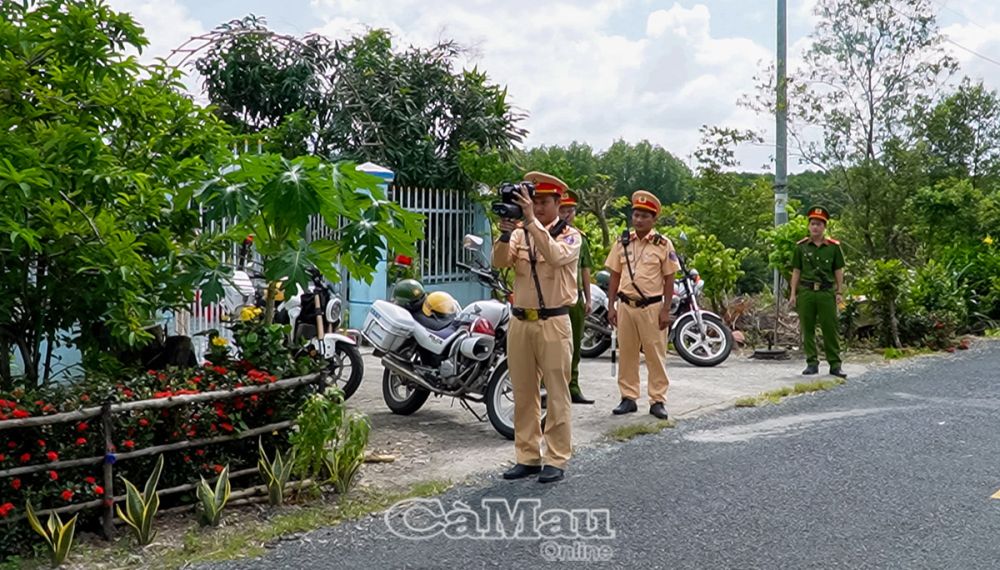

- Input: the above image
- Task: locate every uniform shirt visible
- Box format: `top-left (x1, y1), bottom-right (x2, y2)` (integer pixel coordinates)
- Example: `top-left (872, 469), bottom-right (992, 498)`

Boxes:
top-left (792, 237), bottom-right (845, 285)
top-left (605, 231), bottom-right (680, 299)
top-left (492, 219), bottom-right (581, 309)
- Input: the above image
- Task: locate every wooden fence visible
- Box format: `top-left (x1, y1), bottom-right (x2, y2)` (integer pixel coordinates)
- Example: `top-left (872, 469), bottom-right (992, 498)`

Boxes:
top-left (0, 372), bottom-right (325, 537)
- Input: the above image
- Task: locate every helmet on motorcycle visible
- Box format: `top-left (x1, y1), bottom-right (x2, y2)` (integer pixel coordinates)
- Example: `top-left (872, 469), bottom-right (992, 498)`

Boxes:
top-left (392, 279), bottom-right (425, 310)
top-left (422, 291), bottom-right (460, 318)
top-left (594, 270), bottom-right (611, 289)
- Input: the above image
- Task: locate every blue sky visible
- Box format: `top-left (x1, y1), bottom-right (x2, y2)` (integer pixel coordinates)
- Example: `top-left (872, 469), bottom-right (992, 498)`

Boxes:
top-left (107, 0), bottom-right (1000, 173)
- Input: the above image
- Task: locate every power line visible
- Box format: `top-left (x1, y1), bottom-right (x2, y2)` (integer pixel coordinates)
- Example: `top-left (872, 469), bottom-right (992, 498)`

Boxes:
top-left (944, 38), bottom-right (1000, 69)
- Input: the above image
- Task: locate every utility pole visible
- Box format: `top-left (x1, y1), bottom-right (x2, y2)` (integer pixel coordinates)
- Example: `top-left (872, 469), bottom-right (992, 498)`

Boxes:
top-left (757, 0), bottom-right (790, 359)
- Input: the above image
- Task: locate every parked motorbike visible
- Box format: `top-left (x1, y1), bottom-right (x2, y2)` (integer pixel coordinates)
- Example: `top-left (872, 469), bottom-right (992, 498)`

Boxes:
top-left (222, 239), bottom-right (364, 399)
top-left (581, 235), bottom-right (734, 367)
top-left (361, 235), bottom-right (535, 440)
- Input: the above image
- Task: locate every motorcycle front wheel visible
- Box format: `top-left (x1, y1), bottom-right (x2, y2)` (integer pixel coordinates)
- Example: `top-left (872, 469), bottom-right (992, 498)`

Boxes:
top-left (672, 313), bottom-right (734, 367)
top-left (382, 368), bottom-right (430, 415)
top-left (326, 343), bottom-right (364, 400)
top-left (486, 360), bottom-right (547, 440)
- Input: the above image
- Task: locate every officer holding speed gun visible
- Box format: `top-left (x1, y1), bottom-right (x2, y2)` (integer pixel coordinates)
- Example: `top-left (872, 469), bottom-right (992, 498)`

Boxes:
top-left (605, 190), bottom-right (679, 420)
top-left (790, 206), bottom-right (847, 379)
top-left (492, 172), bottom-right (581, 484)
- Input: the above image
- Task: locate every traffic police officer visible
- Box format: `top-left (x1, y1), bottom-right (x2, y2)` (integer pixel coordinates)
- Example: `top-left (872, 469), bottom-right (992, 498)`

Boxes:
top-left (559, 190), bottom-right (595, 405)
top-left (605, 190), bottom-right (679, 420)
top-left (492, 172), bottom-right (581, 483)
top-left (790, 206), bottom-right (847, 378)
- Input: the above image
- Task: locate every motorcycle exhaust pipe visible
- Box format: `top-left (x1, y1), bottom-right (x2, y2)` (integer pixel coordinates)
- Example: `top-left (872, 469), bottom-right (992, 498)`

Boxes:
top-left (459, 336), bottom-right (494, 361)
top-left (382, 357), bottom-right (439, 393)
top-left (584, 320), bottom-right (613, 336)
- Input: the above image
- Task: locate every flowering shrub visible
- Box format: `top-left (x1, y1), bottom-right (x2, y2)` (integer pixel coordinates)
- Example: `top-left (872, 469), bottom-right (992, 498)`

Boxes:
top-left (0, 330), bottom-right (325, 559)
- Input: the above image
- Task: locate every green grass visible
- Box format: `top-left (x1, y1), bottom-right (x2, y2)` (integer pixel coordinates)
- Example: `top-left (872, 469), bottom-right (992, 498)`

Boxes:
top-left (606, 420), bottom-right (677, 441)
top-left (735, 378), bottom-right (846, 408)
top-left (23, 479), bottom-right (454, 570)
top-left (984, 328), bottom-right (1000, 338)
top-left (882, 346), bottom-right (934, 360)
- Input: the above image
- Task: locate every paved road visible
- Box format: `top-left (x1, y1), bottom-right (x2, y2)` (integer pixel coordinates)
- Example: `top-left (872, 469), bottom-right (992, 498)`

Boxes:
top-left (203, 343), bottom-right (1000, 569)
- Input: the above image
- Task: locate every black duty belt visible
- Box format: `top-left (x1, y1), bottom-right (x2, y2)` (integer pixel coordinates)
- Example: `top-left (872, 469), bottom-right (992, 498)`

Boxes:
top-left (799, 280), bottom-right (833, 291)
top-left (617, 293), bottom-right (664, 308)
top-left (512, 307), bottom-right (571, 321)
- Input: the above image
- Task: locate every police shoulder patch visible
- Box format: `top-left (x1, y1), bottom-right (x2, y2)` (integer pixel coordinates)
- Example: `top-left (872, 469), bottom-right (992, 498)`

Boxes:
top-left (796, 237), bottom-right (810, 244)
top-left (825, 237), bottom-right (840, 245)
top-left (668, 250), bottom-right (679, 262)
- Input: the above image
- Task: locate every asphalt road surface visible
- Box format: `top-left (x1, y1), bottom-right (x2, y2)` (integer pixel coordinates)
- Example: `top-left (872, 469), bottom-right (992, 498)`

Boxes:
top-left (202, 343), bottom-right (1000, 569)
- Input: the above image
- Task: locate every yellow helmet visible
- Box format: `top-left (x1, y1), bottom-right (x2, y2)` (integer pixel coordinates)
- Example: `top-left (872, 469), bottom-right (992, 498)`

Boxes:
top-left (422, 291), bottom-right (459, 318)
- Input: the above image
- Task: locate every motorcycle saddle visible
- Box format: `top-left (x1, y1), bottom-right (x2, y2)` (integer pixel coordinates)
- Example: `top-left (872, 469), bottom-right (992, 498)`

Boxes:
top-left (413, 311), bottom-right (456, 332)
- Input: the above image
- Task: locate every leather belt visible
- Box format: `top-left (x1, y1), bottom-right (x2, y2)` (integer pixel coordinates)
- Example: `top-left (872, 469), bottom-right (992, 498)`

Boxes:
top-left (799, 280), bottom-right (833, 291)
top-left (617, 293), bottom-right (664, 308)
top-left (512, 307), bottom-right (571, 321)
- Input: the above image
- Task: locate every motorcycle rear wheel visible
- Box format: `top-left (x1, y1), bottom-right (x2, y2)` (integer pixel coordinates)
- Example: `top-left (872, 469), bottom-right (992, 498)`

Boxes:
top-left (580, 326), bottom-right (612, 358)
top-left (382, 369), bottom-right (430, 415)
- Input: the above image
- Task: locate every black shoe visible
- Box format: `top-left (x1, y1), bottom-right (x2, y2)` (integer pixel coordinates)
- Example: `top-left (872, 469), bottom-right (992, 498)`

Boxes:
top-left (802, 364), bottom-right (819, 375)
top-left (571, 392), bottom-right (595, 405)
top-left (649, 402), bottom-right (669, 420)
top-left (502, 464), bottom-right (542, 480)
top-left (612, 399), bottom-right (638, 415)
top-left (830, 366), bottom-right (848, 379)
top-left (538, 465), bottom-right (565, 483)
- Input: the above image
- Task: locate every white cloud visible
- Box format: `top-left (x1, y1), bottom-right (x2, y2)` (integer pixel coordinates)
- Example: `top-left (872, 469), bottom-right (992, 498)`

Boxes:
top-left (309, 0), bottom-right (775, 171)
top-left (105, 0), bottom-right (205, 64)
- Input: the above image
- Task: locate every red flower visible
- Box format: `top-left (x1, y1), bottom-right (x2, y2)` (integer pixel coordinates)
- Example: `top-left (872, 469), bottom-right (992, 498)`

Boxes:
top-left (0, 454), bottom-right (5, 462)
top-left (138, 418), bottom-right (150, 427)
top-left (183, 455), bottom-right (192, 463)
top-left (60, 489), bottom-right (73, 501)
top-left (42, 404), bottom-right (56, 414)
top-left (195, 449), bottom-right (205, 456)
top-left (213, 464), bottom-right (224, 474)
top-left (84, 476), bottom-right (96, 484)
top-left (153, 390), bottom-right (173, 399)
top-left (11, 479), bottom-right (21, 491)
top-left (121, 440), bottom-right (135, 450)
top-left (94, 485), bottom-right (105, 495)
top-left (213, 366), bottom-right (228, 375)
top-left (12, 409), bottom-right (30, 419)
top-left (19, 453), bottom-right (31, 463)
top-left (49, 471), bottom-right (58, 481)
top-left (37, 440), bottom-right (46, 448)
top-left (6, 441), bottom-right (15, 449)
top-left (210, 423), bottom-right (217, 432)
top-left (265, 408), bottom-right (274, 417)
top-left (46, 451), bottom-right (58, 462)
top-left (190, 376), bottom-right (202, 385)
top-left (77, 422), bottom-right (88, 432)
top-left (250, 395), bottom-right (259, 403)
top-left (80, 394), bottom-right (90, 403)
top-left (220, 423), bottom-right (234, 433)
top-left (0, 503), bottom-right (13, 517)
top-left (76, 437), bottom-right (87, 446)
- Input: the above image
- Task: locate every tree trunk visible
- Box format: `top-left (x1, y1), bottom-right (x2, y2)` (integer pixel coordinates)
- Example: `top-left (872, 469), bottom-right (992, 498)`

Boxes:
top-left (889, 299), bottom-right (902, 349)
top-left (0, 338), bottom-right (11, 390)
top-left (596, 209), bottom-right (610, 248)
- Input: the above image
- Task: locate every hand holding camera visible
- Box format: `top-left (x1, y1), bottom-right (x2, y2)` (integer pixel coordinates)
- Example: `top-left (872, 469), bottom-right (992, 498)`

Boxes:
top-left (491, 181), bottom-right (536, 221)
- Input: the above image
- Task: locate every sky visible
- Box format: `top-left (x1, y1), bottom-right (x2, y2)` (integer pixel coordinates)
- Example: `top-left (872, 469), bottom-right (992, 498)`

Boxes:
top-left (105, 0), bottom-right (1000, 174)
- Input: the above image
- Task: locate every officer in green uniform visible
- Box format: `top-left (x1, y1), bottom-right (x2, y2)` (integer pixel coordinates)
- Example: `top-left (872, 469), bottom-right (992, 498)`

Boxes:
top-left (559, 190), bottom-right (595, 404)
top-left (790, 206), bottom-right (847, 378)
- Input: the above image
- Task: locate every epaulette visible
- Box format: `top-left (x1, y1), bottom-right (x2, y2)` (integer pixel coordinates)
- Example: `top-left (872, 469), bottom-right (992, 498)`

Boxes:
top-left (651, 234), bottom-right (666, 246)
top-left (825, 237), bottom-right (840, 245)
top-left (796, 237), bottom-right (810, 244)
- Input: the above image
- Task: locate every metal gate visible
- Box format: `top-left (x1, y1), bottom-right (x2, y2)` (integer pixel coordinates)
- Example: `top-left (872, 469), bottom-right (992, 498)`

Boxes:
top-left (389, 185), bottom-right (478, 285)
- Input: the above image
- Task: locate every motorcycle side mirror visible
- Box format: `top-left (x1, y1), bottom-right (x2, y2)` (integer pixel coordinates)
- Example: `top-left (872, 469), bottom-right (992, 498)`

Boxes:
top-left (463, 234), bottom-right (484, 251)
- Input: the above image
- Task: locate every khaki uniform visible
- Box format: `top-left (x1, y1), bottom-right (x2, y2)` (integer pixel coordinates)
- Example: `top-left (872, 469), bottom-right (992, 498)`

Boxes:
top-left (493, 218), bottom-right (580, 469)
top-left (605, 231), bottom-right (680, 404)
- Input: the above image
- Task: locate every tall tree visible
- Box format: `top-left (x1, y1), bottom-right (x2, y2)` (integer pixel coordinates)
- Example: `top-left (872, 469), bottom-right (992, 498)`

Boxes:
top-left (193, 20), bottom-right (526, 190)
top-left (752, 0), bottom-right (957, 259)
top-left (916, 79), bottom-right (1000, 190)
top-left (598, 139), bottom-right (693, 204)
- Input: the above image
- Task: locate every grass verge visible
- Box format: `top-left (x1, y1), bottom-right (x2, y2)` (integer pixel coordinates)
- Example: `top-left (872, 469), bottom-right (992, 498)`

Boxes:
top-left (882, 346), bottom-right (935, 360)
top-left (734, 378), bottom-right (846, 408)
top-left (23, 480), bottom-right (453, 570)
top-left (606, 420), bottom-right (677, 442)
